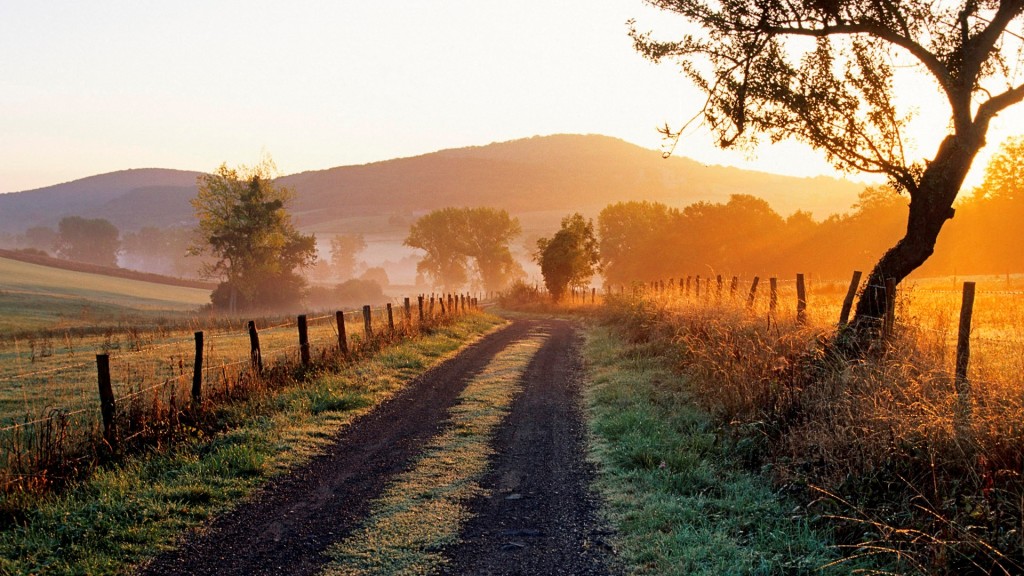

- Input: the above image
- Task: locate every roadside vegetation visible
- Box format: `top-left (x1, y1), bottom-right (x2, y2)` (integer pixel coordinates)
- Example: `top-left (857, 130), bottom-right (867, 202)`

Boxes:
top-left (0, 312), bottom-right (503, 575)
top-left (588, 278), bottom-right (1023, 574)
top-left (585, 322), bottom-right (850, 574)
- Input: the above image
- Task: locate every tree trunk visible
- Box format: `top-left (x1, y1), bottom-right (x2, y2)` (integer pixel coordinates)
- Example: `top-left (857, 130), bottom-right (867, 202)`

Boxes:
top-left (850, 132), bottom-right (985, 337)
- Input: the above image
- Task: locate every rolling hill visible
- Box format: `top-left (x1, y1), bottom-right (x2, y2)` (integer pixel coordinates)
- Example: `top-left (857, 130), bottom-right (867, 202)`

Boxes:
top-left (0, 134), bottom-right (864, 237)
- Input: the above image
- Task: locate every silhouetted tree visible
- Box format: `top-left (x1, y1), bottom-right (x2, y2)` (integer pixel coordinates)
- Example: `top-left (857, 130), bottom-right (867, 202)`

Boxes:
top-left (633, 1), bottom-right (1024, 334)
top-left (56, 216), bottom-right (120, 267)
top-left (330, 233), bottom-right (366, 281)
top-left (190, 156), bottom-right (317, 312)
top-left (535, 213), bottom-right (600, 302)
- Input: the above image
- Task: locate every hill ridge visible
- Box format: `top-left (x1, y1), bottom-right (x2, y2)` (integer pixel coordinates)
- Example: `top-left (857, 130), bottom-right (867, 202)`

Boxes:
top-left (0, 134), bottom-right (864, 235)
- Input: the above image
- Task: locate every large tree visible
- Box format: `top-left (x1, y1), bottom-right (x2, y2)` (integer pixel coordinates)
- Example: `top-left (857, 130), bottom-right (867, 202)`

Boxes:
top-left (535, 213), bottom-right (600, 302)
top-left (631, 0), bottom-right (1024, 332)
top-left (404, 207), bottom-right (523, 292)
top-left (190, 157), bottom-right (317, 312)
top-left (56, 216), bottom-right (120, 267)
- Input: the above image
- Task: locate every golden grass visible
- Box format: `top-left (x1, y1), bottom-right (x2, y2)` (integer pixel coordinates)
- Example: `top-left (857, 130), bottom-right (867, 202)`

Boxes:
top-left (606, 275), bottom-right (1024, 573)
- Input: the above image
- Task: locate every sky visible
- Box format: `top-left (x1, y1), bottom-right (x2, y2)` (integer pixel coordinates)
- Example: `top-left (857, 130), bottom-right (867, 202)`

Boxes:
top-left (2, 1), bottom-right (1022, 195)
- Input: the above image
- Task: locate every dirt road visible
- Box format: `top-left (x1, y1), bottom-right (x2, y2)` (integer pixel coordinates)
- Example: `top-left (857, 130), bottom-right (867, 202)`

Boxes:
top-left (139, 317), bottom-right (614, 576)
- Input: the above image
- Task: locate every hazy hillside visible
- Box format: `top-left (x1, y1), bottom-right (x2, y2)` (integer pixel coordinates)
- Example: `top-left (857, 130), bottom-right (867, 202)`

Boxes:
top-left (282, 134), bottom-right (864, 226)
top-left (0, 168), bottom-right (201, 232)
top-left (0, 135), bottom-right (864, 235)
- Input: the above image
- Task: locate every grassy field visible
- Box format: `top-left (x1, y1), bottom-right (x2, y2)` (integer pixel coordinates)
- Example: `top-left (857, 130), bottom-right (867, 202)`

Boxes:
top-left (0, 256), bottom-right (210, 333)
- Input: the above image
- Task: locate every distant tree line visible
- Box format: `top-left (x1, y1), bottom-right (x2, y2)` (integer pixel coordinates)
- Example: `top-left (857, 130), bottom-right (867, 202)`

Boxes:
top-left (599, 160), bottom-right (1024, 285)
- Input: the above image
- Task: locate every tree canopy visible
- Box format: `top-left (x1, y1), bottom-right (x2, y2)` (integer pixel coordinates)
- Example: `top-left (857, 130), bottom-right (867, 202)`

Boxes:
top-left (56, 216), bottom-right (120, 267)
top-left (632, 0), bottom-right (1024, 329)
top-left (404, 207), bottom-right (523, 292)
top-left (535, 213), bottom-right (600, 302)
top-left (190, 157), bottom-right (317, 312)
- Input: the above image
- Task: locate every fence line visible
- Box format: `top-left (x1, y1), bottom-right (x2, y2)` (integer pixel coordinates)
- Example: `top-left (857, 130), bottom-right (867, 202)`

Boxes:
top-left (1, 294), bottom-right (483, 480)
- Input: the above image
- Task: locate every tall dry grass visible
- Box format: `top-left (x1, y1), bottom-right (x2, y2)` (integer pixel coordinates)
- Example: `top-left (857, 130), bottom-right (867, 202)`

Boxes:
top-left (604, 276), bottom-right (1024, 574)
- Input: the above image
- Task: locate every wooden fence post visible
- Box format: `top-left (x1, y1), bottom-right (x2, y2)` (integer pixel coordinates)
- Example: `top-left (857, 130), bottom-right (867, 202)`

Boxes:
top-left (769, 277), bottom-right (778, 317)
top-left (839, 271), bottom-right (863, 328)
top-left (363, 305), bottom-right (373, 340)
top-left (685, 276), bottom-right (691, 297)
top-left (429, 296), bottom-right (435, 317)
top-left (796, 274), bottom-right (807, 325)
top-left (404, 297), bottom-right (412, 328)
top-left (884, 278), bottom-right (898, 338)
top-left (336, 311), bottom-right (349, 356)
top-left (716, 275), bottom-right (723, 301)
top-left (191, 331), bottom-right (203, 404)
top-left (248, 321), bottom-right (263, 374)
top-left (96, 354), bottom-right (116, 449)
top-left (747, 276), bottom-right (760, 309)
top-left (730, 276), bottom-right (738, 299)
top-left (955, 282), bottom-right (976, 428)
top-left (297, 314), bottom-right (310, 366)
top-left (591, 287), bottom-right (596, 304)
top-left (695, 275), bottom-right (701, 299)
top-left (418, 296), bottom-right (425, 324)
top-left (386, 303), bottom-right (395, 333)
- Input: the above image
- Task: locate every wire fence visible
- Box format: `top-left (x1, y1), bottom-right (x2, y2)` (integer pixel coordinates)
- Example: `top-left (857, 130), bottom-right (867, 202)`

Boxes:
top-left (0, 293), bottom-right (483, 490)
top-left (620, 272), bottom-right (1024, 390)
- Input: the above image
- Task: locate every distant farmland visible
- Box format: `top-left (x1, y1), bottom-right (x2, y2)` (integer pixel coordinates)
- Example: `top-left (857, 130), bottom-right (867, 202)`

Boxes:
top-left (0, 256), bottom-right (210, 333)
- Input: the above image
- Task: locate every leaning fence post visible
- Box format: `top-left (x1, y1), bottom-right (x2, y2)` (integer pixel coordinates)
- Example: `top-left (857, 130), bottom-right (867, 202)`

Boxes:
top-left (191, 331), bottom-right (203, 404)
top-left (839, 271), bottom-right (863, 328)
top-left (248, 321), bottom-right (263, 374)
top-left (796, 273), bottom-right (807, 325)
top-left (747, 276), bottom-right (760, 309)
top-left (336, 311), bottom-right (349, 356)
top-left (883, 278), bottom-right (898, 338)
top-left (363, 305), bottom-right (373, 340)
top-left (96, 354), bottom-right (116, 448)
top-left (955, 282), bottom-right (976, 429)
top-left (297, 314), bottom-right (310, 366)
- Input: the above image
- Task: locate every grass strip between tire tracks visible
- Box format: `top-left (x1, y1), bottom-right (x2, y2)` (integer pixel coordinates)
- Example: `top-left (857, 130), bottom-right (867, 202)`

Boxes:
top-left (583, 324), bottom-right (858, 575)
top-left (321, 327), bottom-right (550, 575)
top-left (0, 313), bottom-right (505, 576)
